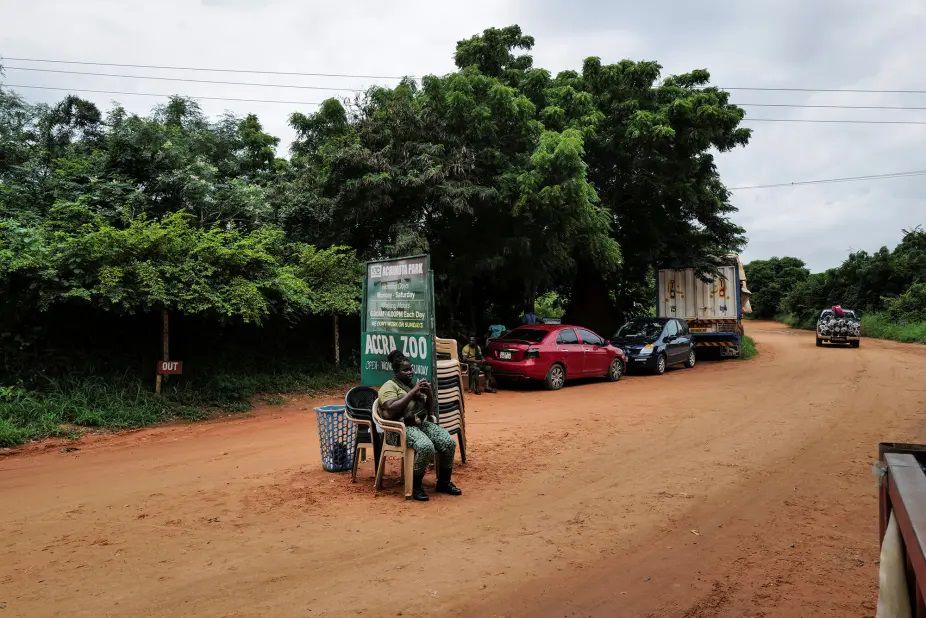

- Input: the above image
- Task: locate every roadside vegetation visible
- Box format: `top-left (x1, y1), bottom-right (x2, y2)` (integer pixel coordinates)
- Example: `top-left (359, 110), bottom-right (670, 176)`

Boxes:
top-left (1, 26), bottom-right (755, 446)
top-left (0, 361), bottom-right (358, 448)
top-left (746, 229), bottom-right (926, 344)
top-left (860, 312), bottom-right (926, 344)
top-left (740, 335), bottom-right (758, 360)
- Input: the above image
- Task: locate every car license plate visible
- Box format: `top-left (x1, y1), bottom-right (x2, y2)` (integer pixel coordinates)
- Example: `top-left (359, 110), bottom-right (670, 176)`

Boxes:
top-left (499, 351), bottom-right (512, 360)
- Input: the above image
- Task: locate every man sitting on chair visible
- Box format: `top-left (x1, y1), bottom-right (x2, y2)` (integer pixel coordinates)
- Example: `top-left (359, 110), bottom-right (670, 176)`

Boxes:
top-left (462, 336), bottom-right (496, 395)
top-left (379, 350), bottom-right (462, 501)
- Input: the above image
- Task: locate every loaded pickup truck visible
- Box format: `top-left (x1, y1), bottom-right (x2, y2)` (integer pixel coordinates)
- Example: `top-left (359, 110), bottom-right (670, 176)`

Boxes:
top-left (816, 308), bottom-right (861, 348)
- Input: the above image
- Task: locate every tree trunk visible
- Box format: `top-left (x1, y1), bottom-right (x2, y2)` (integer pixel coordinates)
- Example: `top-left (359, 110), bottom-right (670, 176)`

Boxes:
top-left (467, 288), bottom-right (477, 338)
top-left (333, 314), bottom-right (340, 366)
top-left (524, 277), bottom-right (534, 314)
top-left (155, 309), bottom-right (169, 395)
top-left (563, 260), bottom-right (615, 336)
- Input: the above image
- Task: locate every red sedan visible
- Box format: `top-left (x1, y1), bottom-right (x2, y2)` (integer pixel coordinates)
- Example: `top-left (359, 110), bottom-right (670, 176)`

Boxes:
top-left (485, 324), bottom-right (626, 390)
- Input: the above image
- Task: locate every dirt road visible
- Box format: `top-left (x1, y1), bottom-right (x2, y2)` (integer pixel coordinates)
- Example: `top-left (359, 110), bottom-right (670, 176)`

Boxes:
top-left (2, 322), bottom-right (925, 617)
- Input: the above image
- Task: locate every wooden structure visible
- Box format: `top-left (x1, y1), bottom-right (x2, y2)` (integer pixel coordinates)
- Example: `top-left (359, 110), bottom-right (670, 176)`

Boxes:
top-left (879, 442), bottom-right (926, 615)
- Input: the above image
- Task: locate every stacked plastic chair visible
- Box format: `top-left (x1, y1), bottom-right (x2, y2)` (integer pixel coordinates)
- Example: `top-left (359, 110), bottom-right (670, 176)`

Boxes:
top-left (344, 386), bottom-right (381, 482)
top-left (434, 337), bottom-right (467, 463)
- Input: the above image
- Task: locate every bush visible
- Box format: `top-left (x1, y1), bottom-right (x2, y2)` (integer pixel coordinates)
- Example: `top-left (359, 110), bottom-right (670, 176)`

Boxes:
top-left (862, 313), bottom-right (926, 344)
top-left (0, 364), bottom-right (358, 448)
top-left (535, 291), bottom-right (565, 319)
top-left (884, 283), bottom-right (926, 324)
top-left (777, 313), bottom-right (812, 330)
top-left (740, 335), bottom-right (758, 360)
top-left (0, 416), bottom-right (31, 448)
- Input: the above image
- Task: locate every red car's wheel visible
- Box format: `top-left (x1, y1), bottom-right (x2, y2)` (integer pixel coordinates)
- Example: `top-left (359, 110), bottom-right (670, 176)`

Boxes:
top-left (607, 358), bottom-right (624, 382)
top-left (545, 364), bottom-right (566, 390)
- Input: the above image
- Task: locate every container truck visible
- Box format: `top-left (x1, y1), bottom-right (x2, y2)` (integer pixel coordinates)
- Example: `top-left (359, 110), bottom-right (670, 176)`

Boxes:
top-left (656, 256), bottom-right (752, 358)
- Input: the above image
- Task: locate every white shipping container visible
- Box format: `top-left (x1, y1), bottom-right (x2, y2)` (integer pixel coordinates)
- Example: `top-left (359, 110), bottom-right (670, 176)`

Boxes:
top-left (657, 265), bottom-right (739, 320)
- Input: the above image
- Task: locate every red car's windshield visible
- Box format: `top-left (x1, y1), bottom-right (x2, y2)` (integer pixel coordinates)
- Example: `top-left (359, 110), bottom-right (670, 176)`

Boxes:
top-left (498, 328), bottom-right (548, 343)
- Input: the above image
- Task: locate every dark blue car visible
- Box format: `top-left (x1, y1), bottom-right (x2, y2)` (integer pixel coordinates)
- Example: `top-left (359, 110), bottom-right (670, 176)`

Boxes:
top-left (611, 317), bottom-right (696, 375)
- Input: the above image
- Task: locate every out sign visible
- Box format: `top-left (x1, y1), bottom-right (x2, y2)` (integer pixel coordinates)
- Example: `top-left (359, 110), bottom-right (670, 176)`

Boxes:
top-left (157, 360), bottom-right (183, 375)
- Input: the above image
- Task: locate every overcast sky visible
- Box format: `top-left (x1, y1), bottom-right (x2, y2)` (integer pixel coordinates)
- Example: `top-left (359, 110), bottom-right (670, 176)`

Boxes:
top-left (2, 0), bottom-right (923, 271)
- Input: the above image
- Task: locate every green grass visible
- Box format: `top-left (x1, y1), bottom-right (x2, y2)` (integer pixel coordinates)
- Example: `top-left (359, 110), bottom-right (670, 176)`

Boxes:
top-left (740, 335), bottom-right (758, 360)
top-left (861, 313), bottom-right (926, 344)
top-left (0, 365), bottom-right (358, 448)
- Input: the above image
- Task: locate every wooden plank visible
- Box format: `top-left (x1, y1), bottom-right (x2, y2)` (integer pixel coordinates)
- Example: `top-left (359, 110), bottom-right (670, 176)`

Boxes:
top-left (885, 453), bottom-right (926, 610)
top-left (882, 443), bottom-right (926, 461)
top-left (882, 470), bottom-right (892, 544)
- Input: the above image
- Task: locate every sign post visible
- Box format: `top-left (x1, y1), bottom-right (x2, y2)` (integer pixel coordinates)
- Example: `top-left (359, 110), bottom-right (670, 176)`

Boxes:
top-left (360, 255), bottom-right (435, 387)
top-left (155, 309), bottom-right (170, 395)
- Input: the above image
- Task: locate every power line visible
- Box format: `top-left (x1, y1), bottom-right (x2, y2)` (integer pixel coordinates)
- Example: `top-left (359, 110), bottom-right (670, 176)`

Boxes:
top-left (743, 117), bottom-right (926, 125)
top-left (2, 66), bottom-right (365, 92)
top-left (5, 80), bottom-right (926, 193)
top-left (728, 170), bottom-right (926, 190)
top-left (6, 57), bottom-right (926, 94)
top-left (8, 84), bottom-right (926, 122)
top-left (739, 102), bottom-right (926, 111)
top-left (723, 86), bottom-right (926, 94)
top-left (10, 67), bottom-right (926, 110)
top-left (1, 83), bottom-right (325, 106)
top-left (1, 56), bottom-right (409, 80)
top-left (10, 68), bottom-right (926, 110)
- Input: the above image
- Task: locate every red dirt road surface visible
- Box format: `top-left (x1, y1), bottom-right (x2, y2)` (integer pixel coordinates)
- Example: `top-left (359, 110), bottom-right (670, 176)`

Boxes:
top-left (2, 321), bottom-right (925, 616)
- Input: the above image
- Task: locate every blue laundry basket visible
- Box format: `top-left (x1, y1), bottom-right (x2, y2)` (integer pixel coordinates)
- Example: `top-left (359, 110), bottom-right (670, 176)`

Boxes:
top-left (313, 405), bottom-right (356, 472)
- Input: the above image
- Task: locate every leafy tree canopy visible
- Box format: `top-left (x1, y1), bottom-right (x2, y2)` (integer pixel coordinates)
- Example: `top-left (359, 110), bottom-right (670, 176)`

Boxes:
top-left (2, 27), bottom-right (752, 337)
top-left (284, 26), bottom-right (750, 333)
top-left (744, 257), bottom-right (810, 319)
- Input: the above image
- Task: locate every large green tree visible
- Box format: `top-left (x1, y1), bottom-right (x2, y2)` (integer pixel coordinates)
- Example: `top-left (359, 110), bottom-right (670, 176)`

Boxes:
top-left (744, 257), bottom-right (810, 319)
top-left (284, 25), bottom-right (748, 334)
top-left (285, 64), bottom-right (620, 332)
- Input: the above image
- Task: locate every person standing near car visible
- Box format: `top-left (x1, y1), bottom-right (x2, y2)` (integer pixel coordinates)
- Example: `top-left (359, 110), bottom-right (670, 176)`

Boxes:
top-left (462, 336), bottom-right (496, 394)
top-left (378, 350), bottom-right (462, 502)
top-left (487, 323), bottom-right (507, 342)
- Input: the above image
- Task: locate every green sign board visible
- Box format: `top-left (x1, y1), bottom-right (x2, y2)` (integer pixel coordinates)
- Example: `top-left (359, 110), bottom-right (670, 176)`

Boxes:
top-left (361, 331), bottom-right (434, 387)
top-left (365, 256), bottom-right (430, 332)
top-left (361, 255), bottom-right (435, 387)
